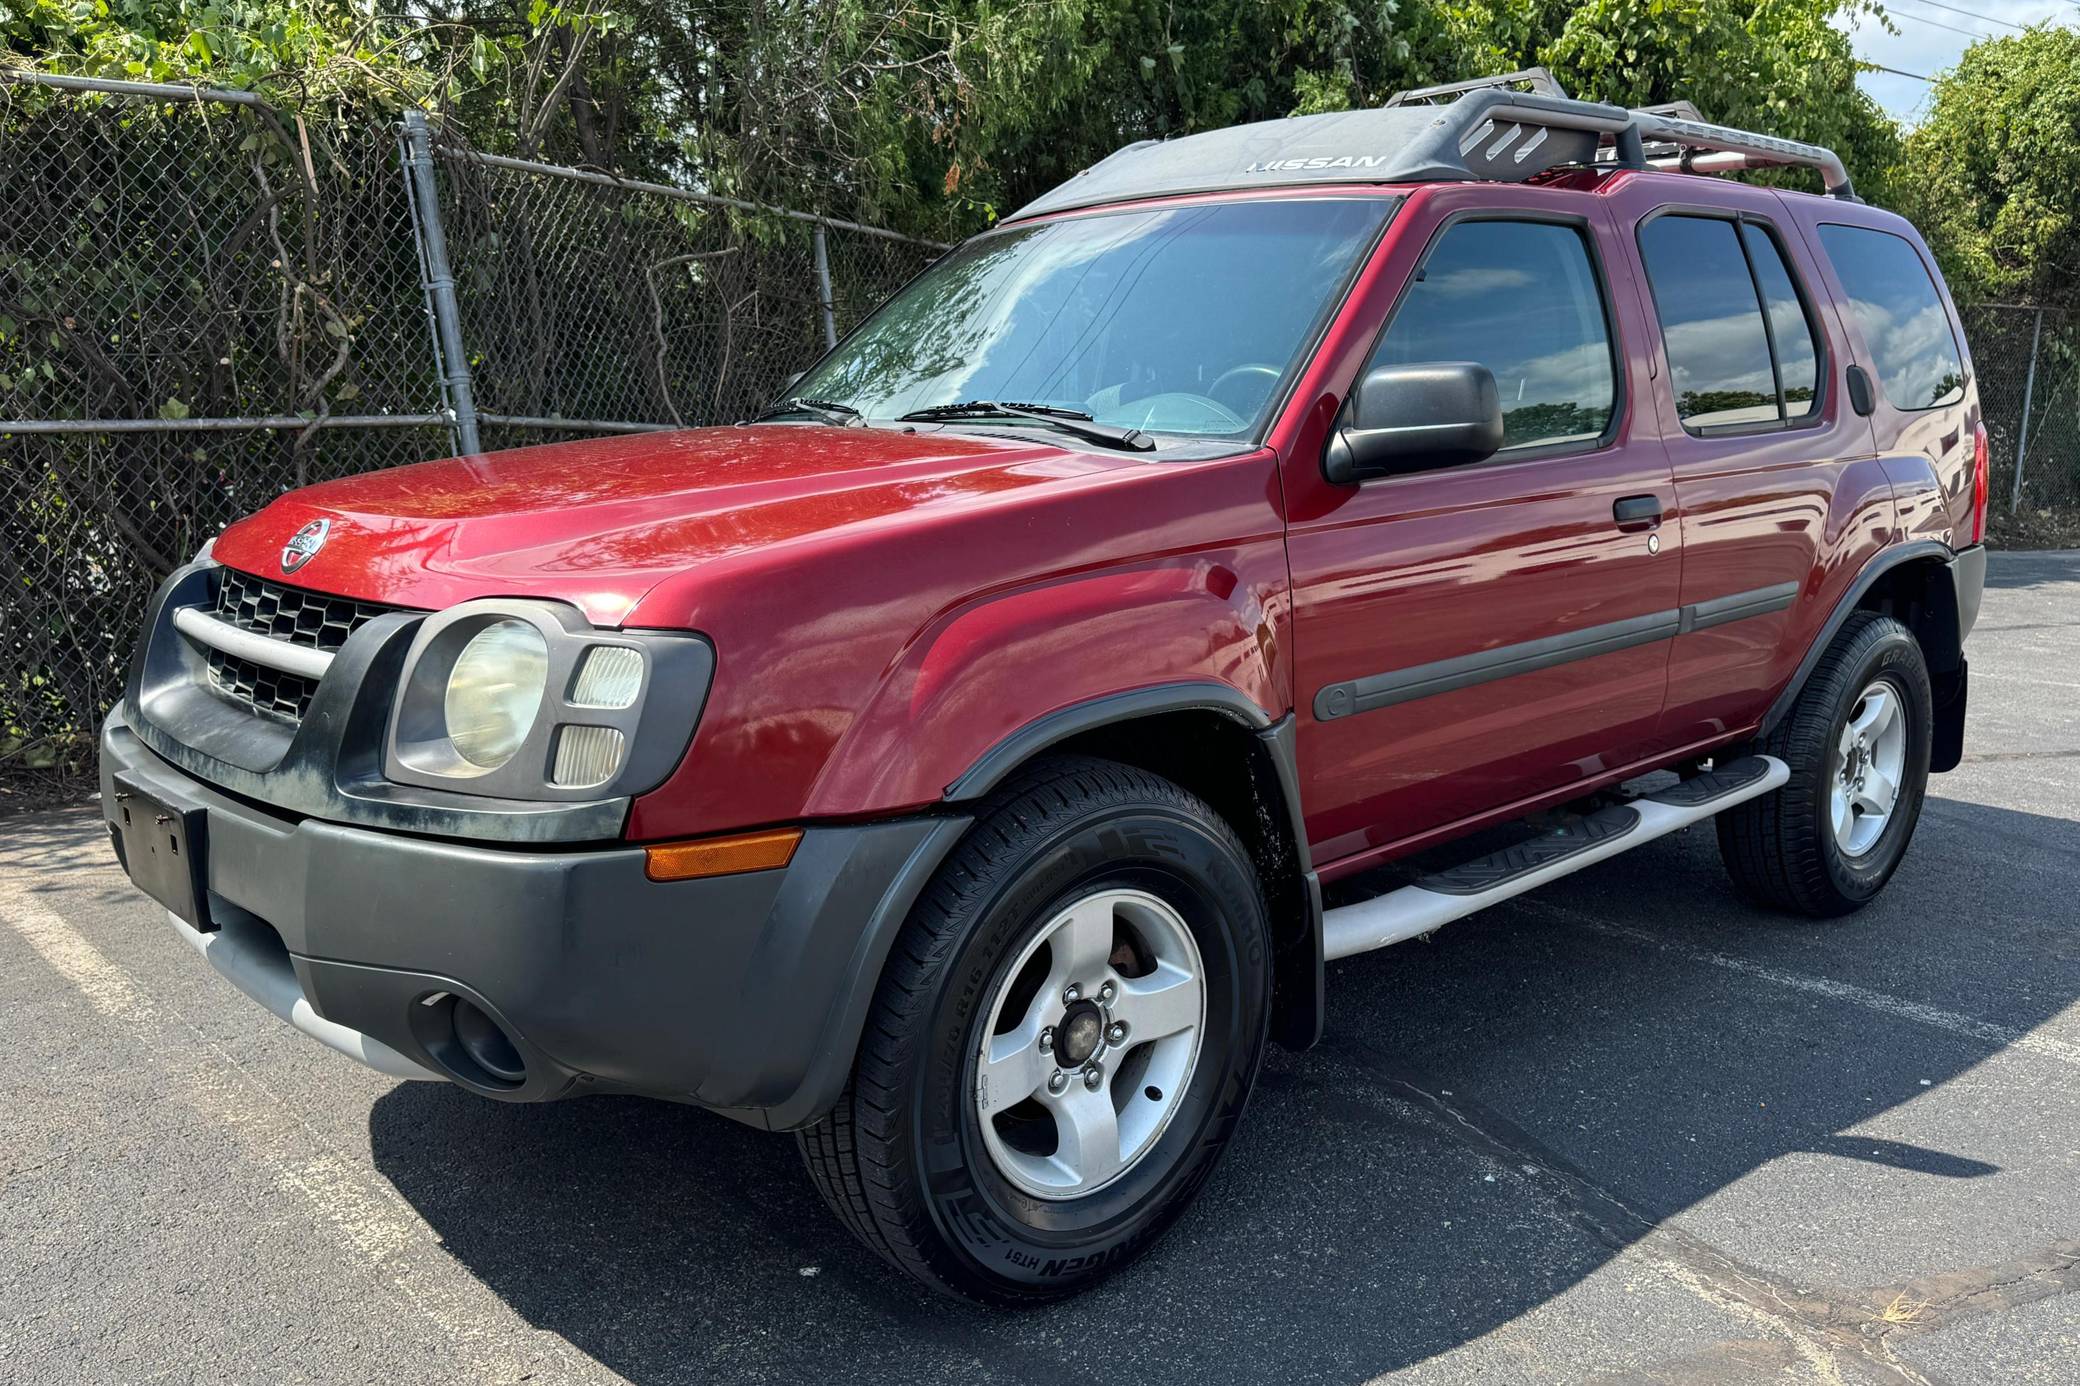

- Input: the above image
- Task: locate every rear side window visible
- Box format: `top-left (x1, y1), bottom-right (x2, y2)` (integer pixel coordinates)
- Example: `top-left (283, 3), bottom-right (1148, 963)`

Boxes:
top-left (1817, 224), bottom-right (1964, 410)
top-left (1369, 219), bottom-right (1615, 452)
top-left (1743, 225), bottom-right (1820, 419)
top-left (1636, 215), bottom-right (1824, 431)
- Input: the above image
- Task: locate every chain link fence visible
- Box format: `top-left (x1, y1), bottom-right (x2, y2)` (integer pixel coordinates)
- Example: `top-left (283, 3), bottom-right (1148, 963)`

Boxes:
top-left (1958, 303), bottom-right (2080, 546)
top-left (9, 70), bottom-right (2077, 808)
top-left (431, 138), bottom-right (938, 438)
top-left (0, 71), bottom-right (940, 804)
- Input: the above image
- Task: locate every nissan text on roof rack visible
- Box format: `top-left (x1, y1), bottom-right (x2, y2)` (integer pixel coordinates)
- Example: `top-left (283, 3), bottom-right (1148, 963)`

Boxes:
top-left (102, 68), bottom-right (1987, 1303)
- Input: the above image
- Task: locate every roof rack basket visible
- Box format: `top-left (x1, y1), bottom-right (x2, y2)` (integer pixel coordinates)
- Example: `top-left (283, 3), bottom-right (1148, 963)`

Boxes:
top-left (1382, 68), bottom-right (1858, 201)
top-left (1383, 68), bottom-right (1570, 106)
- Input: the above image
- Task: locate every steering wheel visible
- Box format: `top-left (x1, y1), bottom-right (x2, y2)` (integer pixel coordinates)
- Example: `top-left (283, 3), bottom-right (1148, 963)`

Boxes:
top-left (1108, 392), bottom-right (1248, 433)
top-left (1208, 363), bottom-right (1282, 416)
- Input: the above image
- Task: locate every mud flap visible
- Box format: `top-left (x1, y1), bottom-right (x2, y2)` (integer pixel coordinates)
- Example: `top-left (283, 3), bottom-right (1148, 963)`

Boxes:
top-left (1931, 659), bottom-right (1968, 774)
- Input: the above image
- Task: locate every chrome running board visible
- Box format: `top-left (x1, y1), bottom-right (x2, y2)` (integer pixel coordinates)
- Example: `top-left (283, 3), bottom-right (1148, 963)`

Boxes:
top-left (1320, 755), bottom-right (1790, 961)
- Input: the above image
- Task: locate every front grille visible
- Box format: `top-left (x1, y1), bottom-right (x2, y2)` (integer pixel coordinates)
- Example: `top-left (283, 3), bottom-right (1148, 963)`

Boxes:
top-left (202, 568), bottom-right (405, 724)
top-left (206, 648), bottom-right (324, 723)
top-left (215, 567), bottom-right (396, 653)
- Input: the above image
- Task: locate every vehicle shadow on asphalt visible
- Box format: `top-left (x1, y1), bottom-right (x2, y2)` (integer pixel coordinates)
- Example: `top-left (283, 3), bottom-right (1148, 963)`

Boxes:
top-left (368, 793), bottom-right (2079, 1385)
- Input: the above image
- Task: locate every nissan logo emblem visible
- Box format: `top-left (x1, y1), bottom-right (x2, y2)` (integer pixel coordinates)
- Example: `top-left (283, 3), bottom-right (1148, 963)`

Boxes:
top-left (281, 518), bottom-right (330, 575)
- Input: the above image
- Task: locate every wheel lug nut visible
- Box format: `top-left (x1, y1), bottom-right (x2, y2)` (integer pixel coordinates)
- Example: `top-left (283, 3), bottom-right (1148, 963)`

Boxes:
top-left (1107, 1022), bottom-right (1127, 1044)
top-left (1099, 981), bottom-right (1116, 1003)
top-left (1038, 1026), bottom-right (1054, 1051)
top-left (1063, 983), bottom-right (1081, 1004)
top-left (1083, 1065), bottom-right (1103, 1091)
top-left (1048, 1070), bottom-right (1069, 1095)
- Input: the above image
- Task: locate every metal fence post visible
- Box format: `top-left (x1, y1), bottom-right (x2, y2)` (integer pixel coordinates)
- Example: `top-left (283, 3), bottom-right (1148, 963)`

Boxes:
top-left (812, 224), bottom-right (838, 350)
top-left (2009, 307), bottom-right (2044, 511)
top-left (400, 112), bottom-right (482, 455)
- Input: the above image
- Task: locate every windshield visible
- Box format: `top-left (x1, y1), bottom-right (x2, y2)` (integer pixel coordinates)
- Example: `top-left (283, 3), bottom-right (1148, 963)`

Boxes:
top-left (790, 197), bottom-right (1394, 440)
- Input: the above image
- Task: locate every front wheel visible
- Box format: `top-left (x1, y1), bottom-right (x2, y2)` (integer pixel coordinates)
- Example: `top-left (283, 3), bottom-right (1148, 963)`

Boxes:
top-left (1718, 611), bottom-right (1932, 916)
top-left (797, 756), bottom-right (1271, 1304)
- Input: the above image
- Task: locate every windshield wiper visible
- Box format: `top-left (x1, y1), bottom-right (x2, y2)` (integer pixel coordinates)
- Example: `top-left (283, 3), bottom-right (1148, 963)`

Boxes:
top-left (753, 397), bottom-right (864, 426)
top-left (898, 400), bottom-right (1154, 453)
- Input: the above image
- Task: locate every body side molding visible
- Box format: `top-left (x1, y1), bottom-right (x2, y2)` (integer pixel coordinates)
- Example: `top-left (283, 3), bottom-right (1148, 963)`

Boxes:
top-left (1313, 580), bottom-right (1799, 722)
top-left (1679, 580), bottom-right (1799, 633)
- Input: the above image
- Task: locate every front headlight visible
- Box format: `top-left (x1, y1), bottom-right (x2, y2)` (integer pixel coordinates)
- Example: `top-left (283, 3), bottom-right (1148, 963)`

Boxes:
top-left (443, 620), bottom-right (549, 769)
top-left (385, 600), bottom-right (713, 802)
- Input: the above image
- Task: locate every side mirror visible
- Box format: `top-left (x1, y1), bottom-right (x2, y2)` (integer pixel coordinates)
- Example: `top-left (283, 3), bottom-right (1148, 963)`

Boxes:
top-left (1324, 361), bottom-right (1504, 483)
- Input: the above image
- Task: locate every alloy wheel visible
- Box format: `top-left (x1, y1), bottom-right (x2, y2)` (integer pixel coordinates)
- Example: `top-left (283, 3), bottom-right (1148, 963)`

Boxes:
top-left (1832, 677), bottom-right (1909, 858)
top-left (972, 888), bottom-right (1205, 1200)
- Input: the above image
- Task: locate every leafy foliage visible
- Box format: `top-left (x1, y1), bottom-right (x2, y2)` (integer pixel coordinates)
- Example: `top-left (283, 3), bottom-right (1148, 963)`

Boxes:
top-left (1534, 0), bottom-right (1899, 202)
top-left (7, 0), bottom-right (1911, 239)
top-left (1898, 28), bottom-right (2080, 310)
top-left (2, 0), bottom-right (450, 107)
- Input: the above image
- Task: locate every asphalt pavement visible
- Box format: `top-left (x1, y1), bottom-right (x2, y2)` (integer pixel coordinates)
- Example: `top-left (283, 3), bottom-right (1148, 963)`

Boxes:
top-left (4, 551), bottom-right (2076, 1385)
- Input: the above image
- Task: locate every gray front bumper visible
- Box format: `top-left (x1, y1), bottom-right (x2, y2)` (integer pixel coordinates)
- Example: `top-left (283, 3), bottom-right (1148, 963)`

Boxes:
top-left (101, 708), bottom-right (968, 1128)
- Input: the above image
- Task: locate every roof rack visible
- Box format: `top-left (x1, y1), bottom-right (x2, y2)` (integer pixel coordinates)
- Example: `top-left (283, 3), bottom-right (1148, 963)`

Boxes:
top-left (1009, 68), bottom-right (1856, 221)
top-left (1382, 68), bottom-right (1570, 107)
top-left (1634, 99), bottom-right (1706, 123)
top-left (1386, 68), bottom-right (1858, 201)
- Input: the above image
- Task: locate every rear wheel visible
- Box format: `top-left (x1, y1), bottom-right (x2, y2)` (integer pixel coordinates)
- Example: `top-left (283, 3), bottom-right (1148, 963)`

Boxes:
top-left (1718, 611), bottom-right (1932, 916)
top-left (797, 755), bottom-right (1271, 1304)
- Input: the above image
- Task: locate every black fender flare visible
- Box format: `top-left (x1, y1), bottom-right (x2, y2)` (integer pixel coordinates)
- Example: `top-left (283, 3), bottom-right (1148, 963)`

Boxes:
top-left (945, 682), bottom-right (1275, 799)
top-left (945, 683), bottom-right (1326, 1050)
top-left (1761, 541), bottom-right (1982, 768)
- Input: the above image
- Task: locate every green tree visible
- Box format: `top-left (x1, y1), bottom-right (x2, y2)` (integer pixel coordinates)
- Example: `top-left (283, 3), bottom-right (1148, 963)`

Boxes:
top-left (6, 0), bottom-right (1908, 237)
top-left (1528, 0), bottom-right (1900, 203)
top-left (1, 0), bottom-right (457, 108)
top-left (1898, 27), bottom-right (2080, 309)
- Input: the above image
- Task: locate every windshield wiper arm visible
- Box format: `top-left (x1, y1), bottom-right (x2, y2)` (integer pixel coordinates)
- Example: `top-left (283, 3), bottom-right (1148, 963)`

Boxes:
top-left (899, 400), bottom-right (1155, 453)
top-left (753, 397), bottom-right (864, 426)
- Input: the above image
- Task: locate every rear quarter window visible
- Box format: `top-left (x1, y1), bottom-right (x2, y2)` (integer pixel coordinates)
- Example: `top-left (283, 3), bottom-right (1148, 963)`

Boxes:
top-left (1816, 224), bottom-right (1965, 411)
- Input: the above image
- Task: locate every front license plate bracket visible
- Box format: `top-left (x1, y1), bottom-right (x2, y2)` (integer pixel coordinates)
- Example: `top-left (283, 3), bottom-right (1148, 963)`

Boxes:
top-left (108, 774), bottom-right (214, 932)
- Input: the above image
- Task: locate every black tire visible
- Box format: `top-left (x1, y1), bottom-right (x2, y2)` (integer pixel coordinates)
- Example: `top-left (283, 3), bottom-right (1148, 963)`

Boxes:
top-left (796, 755), bottom-right (1272, 1305)
top-left (1718, 611), bottom-right (1932, 916)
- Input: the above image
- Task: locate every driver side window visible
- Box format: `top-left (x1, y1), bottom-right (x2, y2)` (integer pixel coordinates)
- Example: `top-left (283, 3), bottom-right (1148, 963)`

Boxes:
top-left (1369, 219), bottom-right (1617, 453)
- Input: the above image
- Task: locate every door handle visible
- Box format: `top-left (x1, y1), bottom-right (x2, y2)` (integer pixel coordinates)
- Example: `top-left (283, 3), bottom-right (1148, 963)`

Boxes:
top-left (1613, 495), bottom-right (1662, 530)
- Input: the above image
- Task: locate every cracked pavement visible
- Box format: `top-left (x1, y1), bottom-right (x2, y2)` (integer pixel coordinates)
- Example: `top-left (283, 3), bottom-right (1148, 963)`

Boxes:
top-left (4, 550), bottom-right (2077, 1385)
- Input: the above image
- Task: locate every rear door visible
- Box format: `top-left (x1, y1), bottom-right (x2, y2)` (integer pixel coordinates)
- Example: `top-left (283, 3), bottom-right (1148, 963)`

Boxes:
top-left (1282, 185), bottom-right (1679, 869)
top-left (1604, 179), bottom-right (1896, 748)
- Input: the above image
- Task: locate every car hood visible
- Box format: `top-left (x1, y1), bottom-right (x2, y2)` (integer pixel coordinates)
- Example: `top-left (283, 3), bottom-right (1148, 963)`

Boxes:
top-left (209, 425), bottom-right (1125, 625)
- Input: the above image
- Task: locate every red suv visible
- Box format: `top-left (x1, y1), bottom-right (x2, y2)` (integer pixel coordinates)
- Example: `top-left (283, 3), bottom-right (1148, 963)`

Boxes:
top-left (103, 73), bottom-right (1987, 1304)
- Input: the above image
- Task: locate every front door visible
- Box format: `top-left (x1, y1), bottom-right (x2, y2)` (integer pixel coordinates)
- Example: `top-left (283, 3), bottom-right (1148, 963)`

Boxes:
top-left (1283, 186), bottom-right (1679, 869)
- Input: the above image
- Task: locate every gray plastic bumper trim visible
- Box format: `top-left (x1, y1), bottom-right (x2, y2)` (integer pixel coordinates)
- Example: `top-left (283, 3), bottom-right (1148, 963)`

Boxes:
top-left (104, 712), bottom-right (970, 1126)
top-left (171, 605), bottom-right (336, 680)
top-left (163, 907), bottom-right (438, 1081)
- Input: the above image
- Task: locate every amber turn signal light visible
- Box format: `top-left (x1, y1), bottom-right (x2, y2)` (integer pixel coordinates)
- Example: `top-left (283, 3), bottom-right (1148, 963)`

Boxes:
top-left (644, 827), bottom-right (802, 882)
